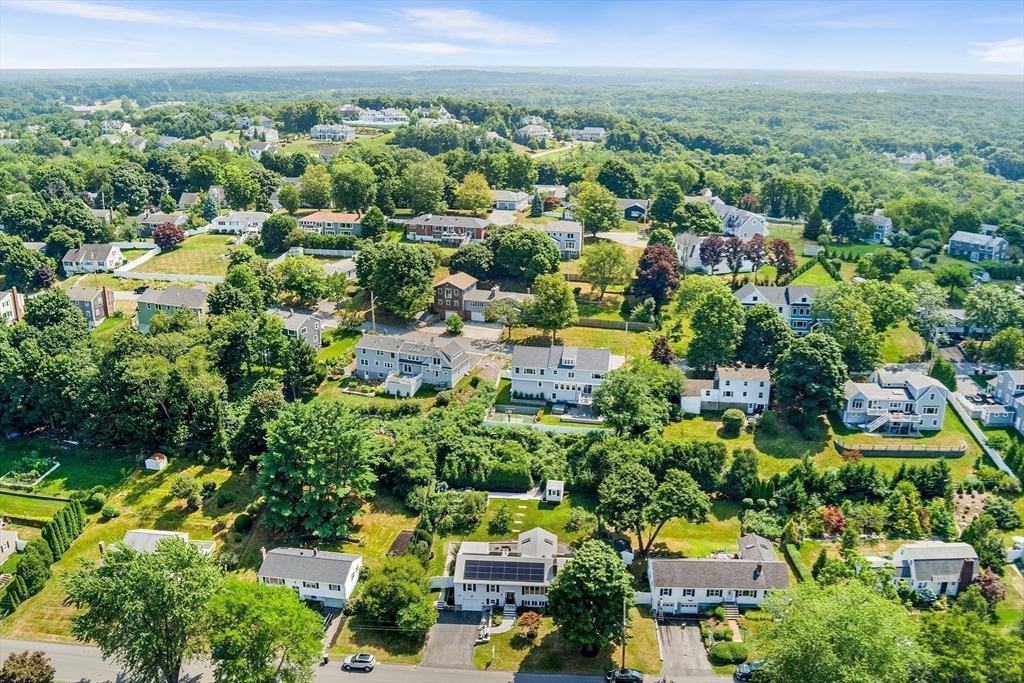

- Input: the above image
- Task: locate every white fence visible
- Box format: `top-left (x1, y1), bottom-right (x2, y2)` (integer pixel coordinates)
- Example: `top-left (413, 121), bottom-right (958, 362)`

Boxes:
top-left (635, 592), bottom-right (652, 606)
top-left (946, 393), bottom-right (1016, 478)
top-left (429, 576), bottom-right (454, 590)
top-left (288, 247), bottom-right (359, 258)
top-left (113, 246), bottom-right (225, 284)
top-left (112, 241), bottom-right (156, 249)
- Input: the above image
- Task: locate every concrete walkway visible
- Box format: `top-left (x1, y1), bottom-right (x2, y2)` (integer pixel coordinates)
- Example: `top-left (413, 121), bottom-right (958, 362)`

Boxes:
top-left (487, 488), bottom-right (543, 500)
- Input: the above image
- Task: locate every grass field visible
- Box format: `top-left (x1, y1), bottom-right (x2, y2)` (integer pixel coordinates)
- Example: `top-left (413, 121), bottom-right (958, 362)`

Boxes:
top-left (881, 321), bottom-right (926, 363)
top-left (316, 329), bottom-right (360, 363)
top-left (790, 263), bottom-right (838, 286)
top-left (91, 317), bottom-right (132, 346)
top-left (0, 492), bottom-right (67, 521)
top-left (575, 294), bottom-right (628, 322)
top-left (639, 500), bottom-right (742, 557)
top-left (475, 607), bottom-right (660, 674)
top-left (329, 614), bottom-right (425, 665)
top-left (133, 234), bottom-right (235, 276)
top-left (510, 326), bottom-right (651, 356)
top-left (0, 439), bottom-right (136, 496)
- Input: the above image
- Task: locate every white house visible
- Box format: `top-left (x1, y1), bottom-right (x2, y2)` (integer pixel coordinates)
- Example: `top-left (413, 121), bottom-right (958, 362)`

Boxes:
top-left (248, 142), bottom-right (279, 159)
top-left (732, 284), bottom-right (817, 335)
top-left (563, 127), bottom-right (605, 142)
top-left (648, 534), bottom-right (790, 615)
top-left (511, 345), bottom-right (616, 405)
top-left (90, 208), bottom-right (114, 223)
top-left (414, 105), bottom-right (454, 121)
top-left (209, 211), bottom-right (270, 234)
top-left (856, 211), bottom-right (894, 244)
top-left (1, 288), bottom-right (25, 325)
top-left (120, 529), bottom-right (215, 556)
top-left (516, 124), bottom-right (550, 141)
top-left (493, 190), bottom-right (530, 211)
top-left (62, 244), bottom-right (126, 274)
top-left (865, 541), bottom-right (977, 598)
top-left (258, 547), bottom-right (362, 608)
top-left (244, 126), bottom-right (278, 142)
top-left (310, 124), bottom-right (355, 142)
top-left (0, 529), bottom-right (19, 565)
top-left (534, 220), bottom-right (583, 260)
top-left (101, 120), bottom-right (132, 135)
top-left (299, 211), bottom-right (363, 236)
top-left (353, 108), bottom-right (409, 128)
top-left (452, 528), bottom-right (574, 612)
top-left (354, 335), bottom-right (473, 396)
top-left (204, 139), bottom-right (235, 152)
top-left (843, 370), bottom-right (948, 434)
top-left (520, 115), bottom-right (545, 126)
top-left (985, 370), bottom-right (1024, 433)
top-left (543, 480), bottom-right (564, 504)
top-left (680, 367), bottom-right (771, 415)
top-left (95, 134), bottom-right (122, 144)
top-left (323, 258), bottom-right (357, 281)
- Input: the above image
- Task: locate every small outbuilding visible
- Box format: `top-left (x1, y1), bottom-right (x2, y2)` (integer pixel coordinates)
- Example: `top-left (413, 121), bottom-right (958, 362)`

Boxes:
top-left (145, 454), bottom-right (168, 471)
top-left (544, 479), bottom-right (564, 504)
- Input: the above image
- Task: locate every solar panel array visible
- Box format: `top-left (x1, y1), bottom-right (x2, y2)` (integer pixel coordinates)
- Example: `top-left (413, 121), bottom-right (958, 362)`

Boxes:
top-left (463, 559), bottom-right (545, 583)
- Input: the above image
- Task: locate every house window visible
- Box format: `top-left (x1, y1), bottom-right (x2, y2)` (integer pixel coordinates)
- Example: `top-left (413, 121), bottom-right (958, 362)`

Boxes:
top-left (659, 588), bottom-right (672, 597)
top-left (923, 407), bottom-right (938, 415)
top-left (525, 368), bottom-right (536, 375)
top-left (723, 391), bottom-right (734, 398)
top-left (263, 577), bottom-right (284, 585)
top-left (682, 589), bottom-right (695, 597)
top-left (706, 589), bottom-right (723, 597)
top-left (852, 400), bottom-right (864, 410)
top-left (523, 586), bottom-right (547, 595)
top-left (486, 584), bottom-right (499, 593)
top-left (437, 298), bottom-right (443, 305)
top-left (568, 372), bottom-right (575, 378)
top-left (738, 590), bottom-right (756, 597)
top-left (302, 581), bottom-right (319, 589)
top-left (329, 584), bottom-right (342, 592)
top-left (463, 583), bottom-right (477, 592)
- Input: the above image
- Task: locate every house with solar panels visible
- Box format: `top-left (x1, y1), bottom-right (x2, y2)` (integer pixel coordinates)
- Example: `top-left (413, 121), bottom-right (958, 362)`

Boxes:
top-left (452, 528), bottom-right (574, 612)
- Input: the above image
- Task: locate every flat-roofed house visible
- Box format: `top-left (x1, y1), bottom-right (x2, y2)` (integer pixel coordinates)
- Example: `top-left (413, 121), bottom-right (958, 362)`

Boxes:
top-left (453, 528), bottom-right (574, 612)
top-left (354, 335), bottom-right (473, 397)
top-left (510, 345), bottom-right (615, 405)
top-left (258, 547), bottom-right (362, 608)
top-left (843, 369), bottom-right (948, 434)
top-left (404, 214), bottom-right (490, 246)
top-left (648, 534), bottom-right (789, 615)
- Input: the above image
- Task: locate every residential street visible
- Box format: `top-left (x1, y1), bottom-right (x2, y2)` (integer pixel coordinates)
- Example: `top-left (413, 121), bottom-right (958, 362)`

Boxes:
top-left (0, 638), bottom-right (728, 683)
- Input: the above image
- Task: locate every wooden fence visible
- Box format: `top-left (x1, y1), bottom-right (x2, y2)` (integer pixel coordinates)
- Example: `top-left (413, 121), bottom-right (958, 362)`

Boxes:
top-left (834, 439), bottom-right (967, 458)
top-left (575, 317), bottom-right (656, 332)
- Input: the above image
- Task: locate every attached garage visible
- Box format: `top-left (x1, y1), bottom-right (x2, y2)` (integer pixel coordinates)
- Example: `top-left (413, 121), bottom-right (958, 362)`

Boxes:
top-left (674, 602), bottom-right (699, 615)
top-left (470, 311), bottom-right (485, 322)
top-left (460, 599), bottom-right (482, 612)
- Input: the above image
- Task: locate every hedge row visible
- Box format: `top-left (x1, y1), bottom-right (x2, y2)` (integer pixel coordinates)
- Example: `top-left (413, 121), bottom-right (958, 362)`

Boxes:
top-left (3, 501), bottom-right (87, 611)
top-left (285, 231), bottom-right (361, 251)
top-left (979, 261), bottom-right (1024, 280)
top-left (348, 400), bottom-right (422, 418)
top-left (785, 543), bottom-right (814, 583)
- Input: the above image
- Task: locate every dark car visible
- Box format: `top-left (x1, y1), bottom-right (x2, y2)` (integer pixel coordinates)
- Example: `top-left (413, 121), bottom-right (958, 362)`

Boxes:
top-left (735, 660), bottom-right (765, 681)
top-left (134, 286), bottom-right (149, 294)
top-left (605, 669), bottom-right (644, 683)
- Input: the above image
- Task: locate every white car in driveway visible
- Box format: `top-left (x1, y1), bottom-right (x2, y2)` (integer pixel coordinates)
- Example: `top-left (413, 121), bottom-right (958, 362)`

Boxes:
top-left (342, 653), bottom-right (376, 671)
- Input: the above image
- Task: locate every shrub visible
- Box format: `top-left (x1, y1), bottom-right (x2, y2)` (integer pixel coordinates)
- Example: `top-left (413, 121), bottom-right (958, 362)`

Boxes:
top-left (565, 507), bottom-right (598, 535)
top-left (708, 642), bottom-right (748, 665)
top-left (435, 390), bottom-right (454, 407)
top-left (216, 490), bottom-right (237, 508)
top-left (489, 504), bottom-right (514, 534)
top-left (756, 498), bottom-right (768, 510)
top-left (711, 605), bottom-right (726, 621)
top-left (785, 544), bottom-right (814, 582)
top-left (232, 532), bottom-right (243, 543)
top-left (722, 409), bottom-right (745, 436)
top-left (469, 375), bottom-right (481, 388)
top-left (87, 492), bottom-right (107, 512)
top-left (518, 610), bottom-right (542, 639)
top-left (713, 626), bottom-right (733, 641)
top-left (803, 425), bottom-right (823, 441)
top-left (445, 314), bottom-right (464, 337)
top-left (218, 551), bottom-right (239, 572)
top-left (201, 480), bottom-right (217, 497)
top-left (233, 513), bottom-right (252, 532)
top-left (100, 504), bottom-right (120, 519)
top-left (742, 498), bottom-right (754, 509)
top-left (759, 410), bottom-right (777, 435)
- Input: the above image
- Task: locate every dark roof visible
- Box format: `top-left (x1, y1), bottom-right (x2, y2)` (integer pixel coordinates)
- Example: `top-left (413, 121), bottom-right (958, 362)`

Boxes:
top-left (137, 285), bottom-right (209, 308)
top-left (511, 344), bottom-right (612, 373)
top-left (736, 534), bottom-right (778, 562)
top-left (649, 558), bottom-right (790, 591)
top-left (258, 547), bottom-right (360, 583)
top-left (63, 244), bottom-right (117, 263)
top-left (733, 283), bottom-right (817, 307)
top-left (407, 214), bottom-right (491, 230)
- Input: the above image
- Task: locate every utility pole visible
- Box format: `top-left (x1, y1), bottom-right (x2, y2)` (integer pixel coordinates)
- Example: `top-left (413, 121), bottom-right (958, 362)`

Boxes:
top-left (621, 595), bottom-right (628, 669)
top-left (624, 319), bottom-right (629, 358)
top-left (370, 290), bottom-right (377, 334)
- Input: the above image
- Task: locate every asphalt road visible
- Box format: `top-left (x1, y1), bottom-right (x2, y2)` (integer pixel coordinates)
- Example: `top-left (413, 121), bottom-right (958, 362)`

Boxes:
top-left (0, 639), bottom-right (640, 683)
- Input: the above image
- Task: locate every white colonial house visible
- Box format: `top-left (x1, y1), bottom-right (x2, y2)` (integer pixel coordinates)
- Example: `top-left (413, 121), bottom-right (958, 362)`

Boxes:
top-left (354, 335), bottom-right (473, 396)
top-left (353, 108), bottom-right (409, 127)
top-left (62, 244), bottom-right (126, 274)
top-left (493, 190), bottom-right (530, 211)
top-left (732, 284), bottom-right (817, 335)
top-left (510, 345), bottom-right (617, 405)
top-left (452, 528), bottom-right (573, 612)
top-left (298, 211), bottom-right (363, 236)
top-left (563, 127), bottom-right (605, 142)
top-left (258, 547), bottom-right (362, 608)
top-left (310, 124), bottom-right (355, 142)
top-left (414, 105), bottom-right (454, 121)
top-left (516, 124), bottom-right (551, 141)
top-left (0, 288), bottom-right (25, 325)
top-left (648, 534), bottom-right (790, 615)
top-left (248, 142), bottom-right (279, 159)
top-left (843, 370), bottom-right (948, 434)
top-left (865, 541), bottom-right (977, 598)
top-left (535, 220), bottom-right (583, 260)
top-left (675, 194), bottom-right (770, 274)
top-left (209, 211), bottom-right (270, 233)
top-left (680, 367), bottom-right (771, 415)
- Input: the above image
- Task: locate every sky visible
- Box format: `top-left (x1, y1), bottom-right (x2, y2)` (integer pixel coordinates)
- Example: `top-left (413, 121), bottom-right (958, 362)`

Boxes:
top-left (0, 0), bottom-right (1022, 74)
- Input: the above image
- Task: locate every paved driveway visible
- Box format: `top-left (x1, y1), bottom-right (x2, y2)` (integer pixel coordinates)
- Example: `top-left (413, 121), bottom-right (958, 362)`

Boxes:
top-left (658, 618), bottom-right (715, 677)
top-left (419, 611), bottom-right (481, 670)
top-left (488, 209), bottom-right (518, 225)
top-left (595, 231), bottom-right (647, 248)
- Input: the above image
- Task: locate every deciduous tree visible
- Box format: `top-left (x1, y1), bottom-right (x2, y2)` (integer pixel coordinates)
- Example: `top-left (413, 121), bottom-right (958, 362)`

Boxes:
top-left (633, 243), bottom-right (679, 305)
top-left (766, 238), bottom-right (798, 283)
top-left (578, 240), bottom-right (631, 297)
top-left (592, 369), bottom-right (670, 436)
top-left (448, 242), bottom-right (493, 279)
top-left (298, 165), bottom-right (331, 209)
top-left (933, 263), bottom-right (973, 294)
top-left (737, 303), bottom-right (794, 368)
top-left (330, 161), bottom-right (376, 212)
top-left (573, 181), bottom-right (621, 235)
top-left (368, 243), bottom-right (436, 318)
top-left (400, 160), bottom-right (447, 215)
top-left (547, 541), bottom-right (634, 652)
top-left (277, 183), bottom-right (300, 215)
top-left (153, 222), bottom-right (186, 251)
top-left (525, 273), bottom-right (578, 342)
top-left (773, 333), bottom-right (848, 427)
top-left (986, 327), bottom-right (1024, 368)
top-left (674, 201), bottom-right (721, 235)
top-left (686, 288), bottom-right (745, 373)
top-left (0, 651), bottom-right (55, 683)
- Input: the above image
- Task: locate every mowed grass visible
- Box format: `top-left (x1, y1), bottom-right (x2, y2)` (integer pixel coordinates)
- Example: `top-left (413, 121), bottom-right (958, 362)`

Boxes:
top-left (638, 500), bottom-right (742, 558)
top-left (91, 317), bottom-right (132, 346)
top-left (474, 607), bottom-right (660, 674)
top-left (510, 326), bottom-right (651, 356)
top-left (133, 234), bottom-right (235, 276)
top-left (2, 460), bottom-right (260, 642)
top-left (790, 263), bottom-right (838, 286)
top-left (0, 493), bottom-right (66, 521)
top-left (0, 439), bottom-right (136, 496)
top-left (329, 614), bottom-right (425, 665)
top-left (316, 329), bottom-right (360, 363)
top-left (332, 493), bottom-right (420, 568)
top-left (881, 321), bottom-right (926, 363)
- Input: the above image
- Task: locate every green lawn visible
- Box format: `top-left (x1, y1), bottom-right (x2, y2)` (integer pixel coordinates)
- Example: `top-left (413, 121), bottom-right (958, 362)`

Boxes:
top-left (0, 439), bottom-right (136, 496)
top-left (995, 566), bottom-right (1024, 635)
top-left (316, 329), bottom-right (359, 363)
top-left (120, 248), bottom-right (153, 261)
top-left (330, 493), bottom-right (420, 568)
top-left (355, 131), bottom-right (396, 148)
top-left (0, 492), bottom-right (66, 521)
top-left (575, 294), bottom-right (628, 322)
top-left (510, 326), bottom-right (651, 356)
top-left (475, 607), bottom-right (660, 674)
top-left (640, 500), bottom-right (742, 557)
top-left (91, 317), bottom-right (132, 346)
top-left (329, 614), bottom-right (425, 665)
top-left (881, 321), bottom-right (926, 363)
top-left (133, 234), bottom-right (236, 276)
top-left (790, 263), bottom-right (838, 286)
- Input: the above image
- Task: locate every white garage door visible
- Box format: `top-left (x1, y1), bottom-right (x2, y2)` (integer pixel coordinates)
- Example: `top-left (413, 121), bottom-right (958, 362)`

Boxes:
top-left (460, 599), bottom-right (482, 612)
top-left (675, 602), bottom-right (698, 614)
top-left (471, 312), bottom-right (485, 322)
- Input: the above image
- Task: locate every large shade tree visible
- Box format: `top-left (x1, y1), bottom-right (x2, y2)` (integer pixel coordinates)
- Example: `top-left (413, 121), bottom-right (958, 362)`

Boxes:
top-left (773, 333), bottom-right (848, 428)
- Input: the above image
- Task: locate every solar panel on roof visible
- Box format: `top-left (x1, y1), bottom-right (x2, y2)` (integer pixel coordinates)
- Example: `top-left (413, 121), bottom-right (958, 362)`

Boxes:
top-left (464, 560), bottom-right (545, 583)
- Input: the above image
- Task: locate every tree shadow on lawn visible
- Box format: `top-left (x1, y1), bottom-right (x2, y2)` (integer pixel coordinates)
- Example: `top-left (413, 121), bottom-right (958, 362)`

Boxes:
top-left (517, 630), bottom-right (617, 675)
top-left (339, 614), bottom-right (426, 658)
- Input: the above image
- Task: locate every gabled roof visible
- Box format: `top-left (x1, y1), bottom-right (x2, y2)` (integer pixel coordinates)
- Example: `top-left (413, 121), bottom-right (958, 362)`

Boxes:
top-left (299, 211), bottom-right (361, 224)
top-left (407, 214), bottom-right (491, 229)
top-left (649, 558), bottom-right (790, 591)
top-left (137, 285), bottom-right (209, 308)
top-left (436, 272), bottom-right (478, 290)
top-left (897, 541), bottom-right (977, 583)
top-left (949, 231), bottom-right (1007, 248)
top-left (66, 286), bottom-right (103, 303)
top-left (121, 529), bottom-right (214, 555)
top-left (732, 283), bottom-right (817, 307)
top-left (267, 307), bottom-right (318, 332)
top-left (63, 243), bottom-right (117, 263)
top-left (511, 344), bottom-right (612, 373)
top-left (617, 198), bottom-right (649, 210)
top-left (355, 335), bottom-right (465, 368)
top-left (493, 190), bottom-right (529, 203)
top-left (736, 534), bottom-right (778, 562)
top-left (138, 212), bottom-right (186, 225)
top-left (716, 367), bottom-right (771, 382)
top-left (258, 547), bottom-right (360, 584)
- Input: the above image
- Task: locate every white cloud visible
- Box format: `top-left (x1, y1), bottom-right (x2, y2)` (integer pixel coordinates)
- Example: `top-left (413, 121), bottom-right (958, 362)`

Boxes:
top-left (970, 37), bottom-right (1024, 64)
top-left (3, 0), bottom-right (382, 36)
top-left (399, 7), bottom-right (555, 45)
top-left (374, 42), bottom-right (469, 55)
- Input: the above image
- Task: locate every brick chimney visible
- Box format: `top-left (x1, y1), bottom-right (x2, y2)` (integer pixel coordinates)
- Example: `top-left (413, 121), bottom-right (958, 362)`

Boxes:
top-left (11, 287), bottom-right (23, 322)
top-left (101, 285), bottom-right (113, 319)
top-left (955, 558), bottom-right (974, 597)
top-left (260, 546), bottom-right (267, 561)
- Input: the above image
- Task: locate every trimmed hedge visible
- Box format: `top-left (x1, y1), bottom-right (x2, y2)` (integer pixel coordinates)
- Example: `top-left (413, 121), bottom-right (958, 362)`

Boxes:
top-left (486, 461), bottom-right (533, 491)
top-left (709, 642), bottom-right (749, 665)
top-left (348, 400), bottom-right (422, 419)
top-left (785, 543), bottom-right (814, 583)
top-left (979, 261), bottom-right (1024, 280)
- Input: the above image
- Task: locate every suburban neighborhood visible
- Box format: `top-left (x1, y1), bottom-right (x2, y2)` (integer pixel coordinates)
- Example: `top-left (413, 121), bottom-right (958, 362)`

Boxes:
top-left (0, 8), bottom-right (1022, 683)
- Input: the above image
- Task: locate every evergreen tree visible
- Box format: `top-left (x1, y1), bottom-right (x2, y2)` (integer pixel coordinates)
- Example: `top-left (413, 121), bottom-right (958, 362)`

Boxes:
top-left (201, 194), bottom-right (219, 222)
top-left (812, 548), bottom-right (828, 579)
top-left (781, 519), bottom-right (801, 547)
top-left (16, 545), bottom-right (51, 596)
top-left (530, 192), bottom-right (543, 217)
top-left (802, 207), bottom-right (824, 240)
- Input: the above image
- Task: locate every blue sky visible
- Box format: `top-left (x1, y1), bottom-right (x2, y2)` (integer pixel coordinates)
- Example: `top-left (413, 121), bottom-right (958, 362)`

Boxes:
top-left (1, 0), bottom-right (1021, 74)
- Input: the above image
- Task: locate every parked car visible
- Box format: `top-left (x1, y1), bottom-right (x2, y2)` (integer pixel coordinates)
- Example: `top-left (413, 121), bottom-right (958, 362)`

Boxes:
top-left (605, 669), bottom-right (644, 683)
top-left (342, 654), bottom-right (375, 671)
top-left (60, 439), bottom-right (79, 449)
top-left (735, 660), bottom-right (765, 681)
top-left (134, 286), bottom-right (149, 294)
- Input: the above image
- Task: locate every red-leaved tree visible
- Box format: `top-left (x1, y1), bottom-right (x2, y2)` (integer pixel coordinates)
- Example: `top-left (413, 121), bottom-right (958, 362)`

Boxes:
top-left (723, 236), bottom-right (746, 283)
top-left (698, 234), bottom-right (725, 273)
top-left (633, 243), bottom-right (679, 305)
top-left (767, 238), bottom-right (798, 284)
top-left (153, 222), bottom-right (186, 251)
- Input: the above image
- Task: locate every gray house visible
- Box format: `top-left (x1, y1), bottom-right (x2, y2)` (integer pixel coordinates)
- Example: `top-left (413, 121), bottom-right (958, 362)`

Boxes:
top-left (267, 308), bottom-right (321, 348)
top-left (354, 335), bottom-right (472, 396)
top-left (137, 212), bottom-right (188, 238)
top-left (947, 231), bottom-right (1008, 263)
top-left (258, 547), bottom-right (362, 608)
top-left (66, 286), bottom-right (115, 328)
top-left (493, 190), bottom-right (530, 211)
top-left (137, 286), bottom-right (210, 334)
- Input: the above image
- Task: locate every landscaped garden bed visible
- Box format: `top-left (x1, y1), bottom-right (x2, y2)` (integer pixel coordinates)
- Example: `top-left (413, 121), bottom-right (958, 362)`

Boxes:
top-left (0, 455), bottom-right (60, 489)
